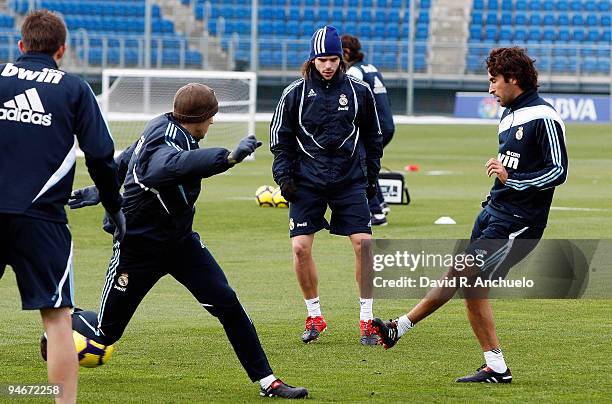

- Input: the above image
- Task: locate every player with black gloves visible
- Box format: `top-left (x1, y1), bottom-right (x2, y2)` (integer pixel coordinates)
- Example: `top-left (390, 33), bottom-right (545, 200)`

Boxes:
top-left (67, 83), bottom-right (308, 399)
top-left (270, 26), bottom-right (383, 346)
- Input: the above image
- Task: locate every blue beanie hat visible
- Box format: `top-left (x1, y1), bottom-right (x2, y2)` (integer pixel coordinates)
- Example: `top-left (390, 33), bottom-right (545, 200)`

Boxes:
top-left (309, 25), bottom-right (343, 60)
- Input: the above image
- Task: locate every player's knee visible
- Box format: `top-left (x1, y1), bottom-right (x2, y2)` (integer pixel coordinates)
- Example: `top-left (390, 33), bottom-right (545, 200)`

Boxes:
top-left (464, 294), bottom-right (490, 311)
top-left (292, 242), bottom-right (312, 262)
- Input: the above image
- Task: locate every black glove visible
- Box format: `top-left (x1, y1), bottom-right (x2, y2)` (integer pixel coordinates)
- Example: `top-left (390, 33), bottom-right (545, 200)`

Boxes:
top-left (280, 179), bottom-right (298, 203)
top-left (68, 186), bottom-right (100, 209)
top-left (228, 135), bottom-right (262, 164)
top-left (104, 210), bottom-right (126, 242)
top-left (366, 182), bottom-right (378, 200)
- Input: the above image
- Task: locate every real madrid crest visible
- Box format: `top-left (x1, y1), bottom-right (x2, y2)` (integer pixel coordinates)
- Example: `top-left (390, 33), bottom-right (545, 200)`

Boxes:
top-left (289, 218), bottom-right (295, 231)
top-left (515, 126), bottom-right (524, 140)
top-left (339, 94), bottom-right (348, 106)
top-left (118, 273), bottom-right (129, 287)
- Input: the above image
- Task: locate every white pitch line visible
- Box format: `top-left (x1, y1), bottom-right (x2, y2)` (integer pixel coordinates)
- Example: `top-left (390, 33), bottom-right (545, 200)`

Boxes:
top-left (551, 207), bottom-right (610, 212)
top-left (425, 170), bottom-right (462, 176)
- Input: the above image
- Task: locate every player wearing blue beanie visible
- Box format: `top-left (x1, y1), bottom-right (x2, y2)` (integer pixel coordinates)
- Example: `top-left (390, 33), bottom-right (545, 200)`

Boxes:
top-left (271, 26), bottom-right (384, 346)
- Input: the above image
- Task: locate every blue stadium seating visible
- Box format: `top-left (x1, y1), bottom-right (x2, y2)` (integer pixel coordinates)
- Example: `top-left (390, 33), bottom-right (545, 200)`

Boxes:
top-left (8, 0), bottom-right (609, 74)
top-left (199, 0), bottom-right (432, 70)
top-left (467, 0), bottom-right (611, 75)
top-left (8, 1), bottom-right (203, 68)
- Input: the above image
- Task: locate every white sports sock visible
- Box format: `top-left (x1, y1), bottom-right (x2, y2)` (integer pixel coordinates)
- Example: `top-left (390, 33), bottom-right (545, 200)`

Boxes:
top-left (305, 297), bottom-right (321, 317)
top-left (484, 348), bottom-right (507, 373)
top-left (259, 374), bottom-right (277, 390)
top-left (359, 298), bottom-right (373, 321)
top-left (396, 315), bottom-right (414, 337)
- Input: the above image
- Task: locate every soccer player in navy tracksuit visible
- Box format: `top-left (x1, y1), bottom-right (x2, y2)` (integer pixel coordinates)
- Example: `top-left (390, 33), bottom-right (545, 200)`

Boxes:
top-left (270, 26), bottom-right (384, 345)
top-left (0, 10), bottom-right (124, 404)
top-left (342, 34), bottom-right (396, 226)
top-left (67, 83), bottom-right (308, 399)
top-left (372, 47), bottom-right (568, 383)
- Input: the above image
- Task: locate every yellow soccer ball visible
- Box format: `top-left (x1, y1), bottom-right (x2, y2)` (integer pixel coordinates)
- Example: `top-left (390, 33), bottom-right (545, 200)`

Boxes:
top-left (73, 331), bottom-right (114, 368)
top-left (255, 185), bottom-right (275, 207)
top-left (272, 187), bottom-right (288, 208)
top-left (41, 330), bottom-right (114, 368)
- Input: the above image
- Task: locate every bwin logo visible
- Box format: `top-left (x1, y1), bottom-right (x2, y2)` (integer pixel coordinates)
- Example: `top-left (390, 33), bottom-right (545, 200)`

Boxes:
top-left (0, 88), bottom-right (52, 126)
top-left (1, 63), bottom-right (65, 84)
top-left (498, 151), bottom-right (520, 169)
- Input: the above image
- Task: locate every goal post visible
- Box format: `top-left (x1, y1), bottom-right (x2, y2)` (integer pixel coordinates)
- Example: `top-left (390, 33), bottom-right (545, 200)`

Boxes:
top-left (99, 68), bottom-right (257, 153)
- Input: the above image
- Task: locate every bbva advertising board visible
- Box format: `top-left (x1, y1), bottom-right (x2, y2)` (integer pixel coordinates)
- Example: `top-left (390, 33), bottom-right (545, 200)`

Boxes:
top-left (454, 92), bottom-right (611, 123)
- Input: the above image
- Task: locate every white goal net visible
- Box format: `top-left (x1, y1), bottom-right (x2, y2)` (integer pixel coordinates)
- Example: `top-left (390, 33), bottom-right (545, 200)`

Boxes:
top-left (99, 69), bottom-right (257, 153)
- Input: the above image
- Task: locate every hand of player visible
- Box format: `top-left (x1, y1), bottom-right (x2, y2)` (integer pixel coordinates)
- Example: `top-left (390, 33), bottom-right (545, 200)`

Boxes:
top-left (68, 185), bottom-right (100, 209)
top-left (105, 209), bottom-right (126, 242)
top-left (280, 179), bottom-right (298, 203)
top-left (485, 158), bottom-right (508, 184)
top-left (228, 135), bottom-right (263, 164)
top-left (366, 181), bottom-right (378, 199)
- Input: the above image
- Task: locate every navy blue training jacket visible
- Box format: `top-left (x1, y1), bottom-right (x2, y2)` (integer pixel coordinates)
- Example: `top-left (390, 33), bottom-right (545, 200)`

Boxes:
top-left (484, 88), bottom-right (568, 226)
top-left (0, 52), bottom-right (122, 223)
top-left (346, 61), bottom-right (395, 141)
top-left (270, 69), bottom-right (383, 189)
top-left (117, 113), bottom-right (232, 242)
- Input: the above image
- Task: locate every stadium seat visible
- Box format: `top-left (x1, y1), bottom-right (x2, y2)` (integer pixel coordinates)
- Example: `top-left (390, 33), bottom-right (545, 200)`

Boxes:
top-left (514, 12), bottom-right (528, 25)
top-left (358, 24), bottom-right (371, 38)
top-left (499, 27), bottom-right (512, 41)
top-left (542, 14), bottom-right (555, 26)
top-left (415, 25), bottom-right (428, 40)
top-left (386, 9), bottom-right (400, 23)
top-left (572, 14), bottom-right (584, 26)
top-left (373, 23), bottom-right (386, 40)
top-left (485, 26), bottom-right (497, 41)
top-left (501, 0), bottom-right (513, 10)
top-left (500, 12), bottom-right (512, 25)
top-left (286, 21), bottom-right (299, 37)
top-left (586, 29), bottom-right (601, 43)
top-left (418, 10), bottom-right (430, 24)
top-left (572, 28), bottom-right (586, 42)
top-left (514, 27), bottom-right (528, 41)
top-left (542, 28), bottom-right (555, 42)
top-left (528, 0), bottom-right (541, 11)
top-left (582, 57), bottom-right (598, 73)
top-left (332, 9), bottom-right (344, 22)
top-left (382, 53), bottom-right (397, 69)
top-left (585, 14), bottom-right (598, 27)
top-left (556, 0), bottom-right (569, 11)
top-left (486, 12), bottom-right (497, 25)
top-left (469, 25), bottom-right (482, 40)
top-left (346, 9), bottom-right (357, 22)
top-left (569, 0), bottom-right (582, 11)
top-left (557, 14), bottom-right (569, 26)
top-left (529, 14), bottom-right (541, 26)
top-left (359, 9), bottom-right (372, 22)
top-left (515, 0), bottom-right (527, 10)
top-left (527, 27), bottom-right (542, 42)
top-left (585, 0), bottom-right (597, 11)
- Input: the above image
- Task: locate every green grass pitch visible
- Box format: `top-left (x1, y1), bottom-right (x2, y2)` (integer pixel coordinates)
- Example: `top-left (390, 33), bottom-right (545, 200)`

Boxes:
top-left (1, 122), bottom-right (611, 403)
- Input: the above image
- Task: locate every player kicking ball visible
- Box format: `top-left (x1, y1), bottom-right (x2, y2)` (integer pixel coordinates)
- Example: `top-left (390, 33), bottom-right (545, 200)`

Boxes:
top-left (371, 47), bottom-right (568, 384)
top-left (67, 83), bottom-right (307, 399)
